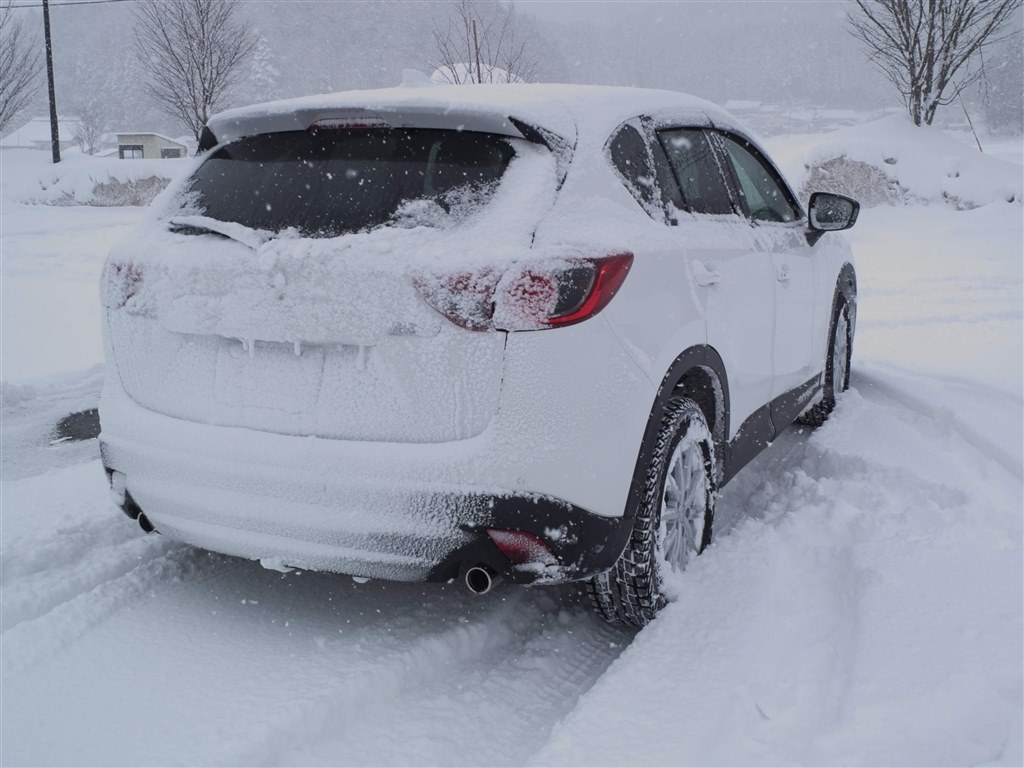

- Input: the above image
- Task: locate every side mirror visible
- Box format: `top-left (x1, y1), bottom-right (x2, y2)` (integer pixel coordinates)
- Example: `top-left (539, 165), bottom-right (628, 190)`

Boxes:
top-left (807, 192), bottom-right (860, 232)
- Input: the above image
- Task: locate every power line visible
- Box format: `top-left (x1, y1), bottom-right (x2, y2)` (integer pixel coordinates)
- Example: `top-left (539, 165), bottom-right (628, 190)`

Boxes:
top-left (7, 0), bottom-right (136, 8)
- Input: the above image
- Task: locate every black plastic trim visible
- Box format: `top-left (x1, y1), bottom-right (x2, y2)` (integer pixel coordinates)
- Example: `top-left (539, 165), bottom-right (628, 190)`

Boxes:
top-left (724, 404), bottom-right (774, 483)
top-left (426, 493), bottom-right (634, 585)
top-left (627, 345), bottom-right (731, 499)
top-left (197, 125), bottom-right (217, 153)
top-left (769, 374), bottom-right (823, 433)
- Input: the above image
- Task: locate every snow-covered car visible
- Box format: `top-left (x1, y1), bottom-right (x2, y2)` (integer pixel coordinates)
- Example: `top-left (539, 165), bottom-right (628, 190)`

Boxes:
top-left (98, 83), bottom-right (859, 627)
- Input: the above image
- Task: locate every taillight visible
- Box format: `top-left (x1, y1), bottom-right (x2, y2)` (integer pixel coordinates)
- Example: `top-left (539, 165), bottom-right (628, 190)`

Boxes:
top-left (308, 116), bottom-right (391, 131)
top-left (414, 269), bottom-right (501, 331)
top-left (415, 253), bottom-right (633, 331)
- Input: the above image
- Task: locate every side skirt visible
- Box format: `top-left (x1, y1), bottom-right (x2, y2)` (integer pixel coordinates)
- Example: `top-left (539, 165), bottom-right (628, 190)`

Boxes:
top-left (723, 374), bottom-right (821, 484)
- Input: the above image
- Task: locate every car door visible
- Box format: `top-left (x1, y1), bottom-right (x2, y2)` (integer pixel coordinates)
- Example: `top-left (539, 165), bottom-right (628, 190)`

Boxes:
top-left (712, 130), bottom-right (819, 417)
top-left (656, 126), bottom-right (776, 442)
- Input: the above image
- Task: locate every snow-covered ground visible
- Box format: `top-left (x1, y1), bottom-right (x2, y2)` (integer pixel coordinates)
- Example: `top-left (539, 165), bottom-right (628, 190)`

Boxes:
top-left (1, 121), bottom-right (1021, 765)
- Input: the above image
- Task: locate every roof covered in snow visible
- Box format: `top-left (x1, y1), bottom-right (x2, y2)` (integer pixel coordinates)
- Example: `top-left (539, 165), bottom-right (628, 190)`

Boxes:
top-left (207, 83), bottom-right (739, 147)
top-left (115, 132), bottom-right (187, 147)
top-left (1, 116), bottom-right (81, 148)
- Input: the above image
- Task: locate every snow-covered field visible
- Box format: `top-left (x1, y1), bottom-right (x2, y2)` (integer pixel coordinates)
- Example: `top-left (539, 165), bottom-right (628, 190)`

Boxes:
top-left (1, 120), bottom-right (1021, 765)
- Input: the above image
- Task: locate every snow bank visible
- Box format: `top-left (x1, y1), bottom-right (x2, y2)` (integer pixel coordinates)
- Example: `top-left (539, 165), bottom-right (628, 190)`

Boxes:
top-left (12, 152), bottom-right (189, 207)
top-left (767, 115), bottom-right (1023, 208)
top-left (536, 377), bottom-right (1023, 767)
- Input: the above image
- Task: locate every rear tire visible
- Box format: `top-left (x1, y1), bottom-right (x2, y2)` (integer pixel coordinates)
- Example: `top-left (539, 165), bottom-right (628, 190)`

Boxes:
top-left (587, 397), bottom-right (716, 628)
top-left (798, 298), bottom-right (852, 428)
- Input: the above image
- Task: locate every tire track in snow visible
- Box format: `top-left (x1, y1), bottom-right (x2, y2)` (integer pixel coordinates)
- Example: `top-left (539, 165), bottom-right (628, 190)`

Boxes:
top-left (0, 543), bottom-right (206, 677)
top-left (0, 559), bottom-right (620, 767)
top-left (283, 596), bottom-right (632, 767)
top-left (0, 523), bottom-right (171, 632)
top-left (854, 366), bottom-right (1023, 479)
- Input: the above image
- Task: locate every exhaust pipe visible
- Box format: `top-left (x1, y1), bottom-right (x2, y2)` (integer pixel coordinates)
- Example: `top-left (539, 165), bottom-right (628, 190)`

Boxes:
top-left (137, 512), bottom-right (157, 534)
top-left (464, 564), bottom-right (500, 595)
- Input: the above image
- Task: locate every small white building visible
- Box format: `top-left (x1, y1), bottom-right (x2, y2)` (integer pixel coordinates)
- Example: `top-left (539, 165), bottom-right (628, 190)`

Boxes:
top-left (0, 116), bottom-right (81, 151)
top-left (116, 132), bottom-right (188, 159)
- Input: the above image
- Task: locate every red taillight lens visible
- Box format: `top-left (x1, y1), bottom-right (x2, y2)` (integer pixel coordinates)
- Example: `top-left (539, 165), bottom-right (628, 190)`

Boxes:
top-left (486, 529), bottom-right (558, 566)
top-left (414, 269), bottom-right (500, 331)
top-left (545, 253), bottom-right (633, 328)
top-left (500, 269), bottom-right (560, 328)
top-left (415, 252), bottom-right (633, 332)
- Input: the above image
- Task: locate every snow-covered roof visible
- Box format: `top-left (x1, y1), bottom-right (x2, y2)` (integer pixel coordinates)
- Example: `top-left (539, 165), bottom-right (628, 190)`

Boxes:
top-left (1, 116), bottom-right (81, 148)
top-left (115, 131), bottom-right (187, 147)
top-left (208, 83), bottom-right (737, 147)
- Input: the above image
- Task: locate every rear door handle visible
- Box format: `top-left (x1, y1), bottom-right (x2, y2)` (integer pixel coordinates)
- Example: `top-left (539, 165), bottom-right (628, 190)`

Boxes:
top-left (776, 264), bottom-right (790, 283)
top-left (693, 262), bottom-right (721, 287)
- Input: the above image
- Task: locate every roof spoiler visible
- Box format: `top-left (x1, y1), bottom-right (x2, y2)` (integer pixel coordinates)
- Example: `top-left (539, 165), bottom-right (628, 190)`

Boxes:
top-left (197, 125), bottom-right (218, 153)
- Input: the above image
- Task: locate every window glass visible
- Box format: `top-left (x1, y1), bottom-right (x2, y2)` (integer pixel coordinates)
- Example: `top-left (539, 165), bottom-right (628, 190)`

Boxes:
top-left (607, 123), bottom-right (658, 214)
top-left (657, 129), bottom-right (734, 215)
top-left (178, 128), bottom-right (514, 237)
top-left (650, 138), bottom-right (685, 219)
top-left (718, 134), bottom-right (799, 223)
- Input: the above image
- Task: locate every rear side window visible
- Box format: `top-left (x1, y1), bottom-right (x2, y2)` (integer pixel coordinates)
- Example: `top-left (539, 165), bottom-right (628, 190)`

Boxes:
top-left (657, 128), bottom-right (734, 216)
top-left (179, 128), bottom-right (515, 237)
top-left (717, 134), bottom-right (800, 223)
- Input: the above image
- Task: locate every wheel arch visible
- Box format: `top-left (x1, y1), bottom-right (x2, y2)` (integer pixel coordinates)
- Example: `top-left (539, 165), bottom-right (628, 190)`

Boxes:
top-left (625, 345), bottom-right (730, 520)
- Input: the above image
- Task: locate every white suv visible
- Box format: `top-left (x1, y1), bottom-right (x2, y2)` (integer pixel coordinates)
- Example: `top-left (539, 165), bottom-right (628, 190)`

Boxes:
top-left (99, 84), bottom-right (858, 627)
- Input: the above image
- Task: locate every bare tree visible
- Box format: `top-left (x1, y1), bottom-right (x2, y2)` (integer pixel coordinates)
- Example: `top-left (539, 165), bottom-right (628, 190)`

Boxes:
top-left (72, 98), bottom-right (106, 155)
top-left (848, 0), bottom-right (1023, 126)
top-left (0, 1), bottom-right (41, 136)
top-left (431, 0), bottom-right (540, 84)
top-left (133, 0), bottom-right (257, 141)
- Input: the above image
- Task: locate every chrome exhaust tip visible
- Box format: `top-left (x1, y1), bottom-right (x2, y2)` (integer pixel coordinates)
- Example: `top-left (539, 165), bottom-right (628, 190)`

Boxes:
top-left (464, 565), bottom-right (499, 595)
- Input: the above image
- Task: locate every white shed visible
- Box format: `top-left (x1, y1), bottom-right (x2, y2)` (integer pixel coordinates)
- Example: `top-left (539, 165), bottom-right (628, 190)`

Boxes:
top-left (116, 132), bottom-right (188, 159)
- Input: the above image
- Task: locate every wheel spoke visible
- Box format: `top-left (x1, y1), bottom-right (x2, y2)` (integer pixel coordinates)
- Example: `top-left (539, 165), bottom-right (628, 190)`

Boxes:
top-left (660, 437), bottom-right (708, 572)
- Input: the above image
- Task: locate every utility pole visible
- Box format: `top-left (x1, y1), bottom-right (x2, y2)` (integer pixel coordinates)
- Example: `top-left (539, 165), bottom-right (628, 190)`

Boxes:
top-left (42, 0), bottom-right (60, 163)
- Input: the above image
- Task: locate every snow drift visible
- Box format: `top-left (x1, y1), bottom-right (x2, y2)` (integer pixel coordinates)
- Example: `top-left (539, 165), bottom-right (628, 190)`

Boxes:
top-left (769, 115), bottom-right (1023, 208)
top-left (13, 153), bottom-right (189, 207)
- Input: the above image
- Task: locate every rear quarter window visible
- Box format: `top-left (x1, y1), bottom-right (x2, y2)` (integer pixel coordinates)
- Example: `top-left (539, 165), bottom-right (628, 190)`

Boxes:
top-left (607, 123), bottom-right (660, 217)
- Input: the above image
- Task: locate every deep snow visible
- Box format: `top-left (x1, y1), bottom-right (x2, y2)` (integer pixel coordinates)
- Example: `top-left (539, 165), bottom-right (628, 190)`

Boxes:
top-left (1, 119), bottom-right (1022, 765)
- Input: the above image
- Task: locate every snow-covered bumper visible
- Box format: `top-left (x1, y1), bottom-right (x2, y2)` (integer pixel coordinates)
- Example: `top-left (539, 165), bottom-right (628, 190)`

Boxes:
top-left (98, 380), bottom-right (641, 585)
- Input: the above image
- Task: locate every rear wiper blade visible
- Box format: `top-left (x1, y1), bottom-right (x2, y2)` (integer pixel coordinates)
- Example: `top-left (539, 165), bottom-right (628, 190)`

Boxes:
top-left (168, 215), bottom-right (272, 250)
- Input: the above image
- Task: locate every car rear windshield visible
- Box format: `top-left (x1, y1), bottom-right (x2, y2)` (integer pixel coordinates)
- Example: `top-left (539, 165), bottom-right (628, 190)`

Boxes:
top-left (178, 128), bottom-right (517, 237)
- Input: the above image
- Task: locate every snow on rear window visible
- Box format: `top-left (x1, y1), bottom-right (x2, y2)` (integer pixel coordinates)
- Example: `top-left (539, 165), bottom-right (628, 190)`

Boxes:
top-left (179, 128), bottom-right (515, 238)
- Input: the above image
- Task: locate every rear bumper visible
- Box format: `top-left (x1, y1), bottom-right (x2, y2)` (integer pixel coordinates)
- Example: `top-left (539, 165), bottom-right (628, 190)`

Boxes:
top-left (103, 452), bottom-right (632, 584)
top-left (98, 382), bottom-right (636, 585)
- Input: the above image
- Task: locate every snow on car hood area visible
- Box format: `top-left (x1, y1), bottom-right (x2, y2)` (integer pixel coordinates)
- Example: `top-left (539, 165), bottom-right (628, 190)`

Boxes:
top-left (2, 109), bottom-right (1023, 767)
